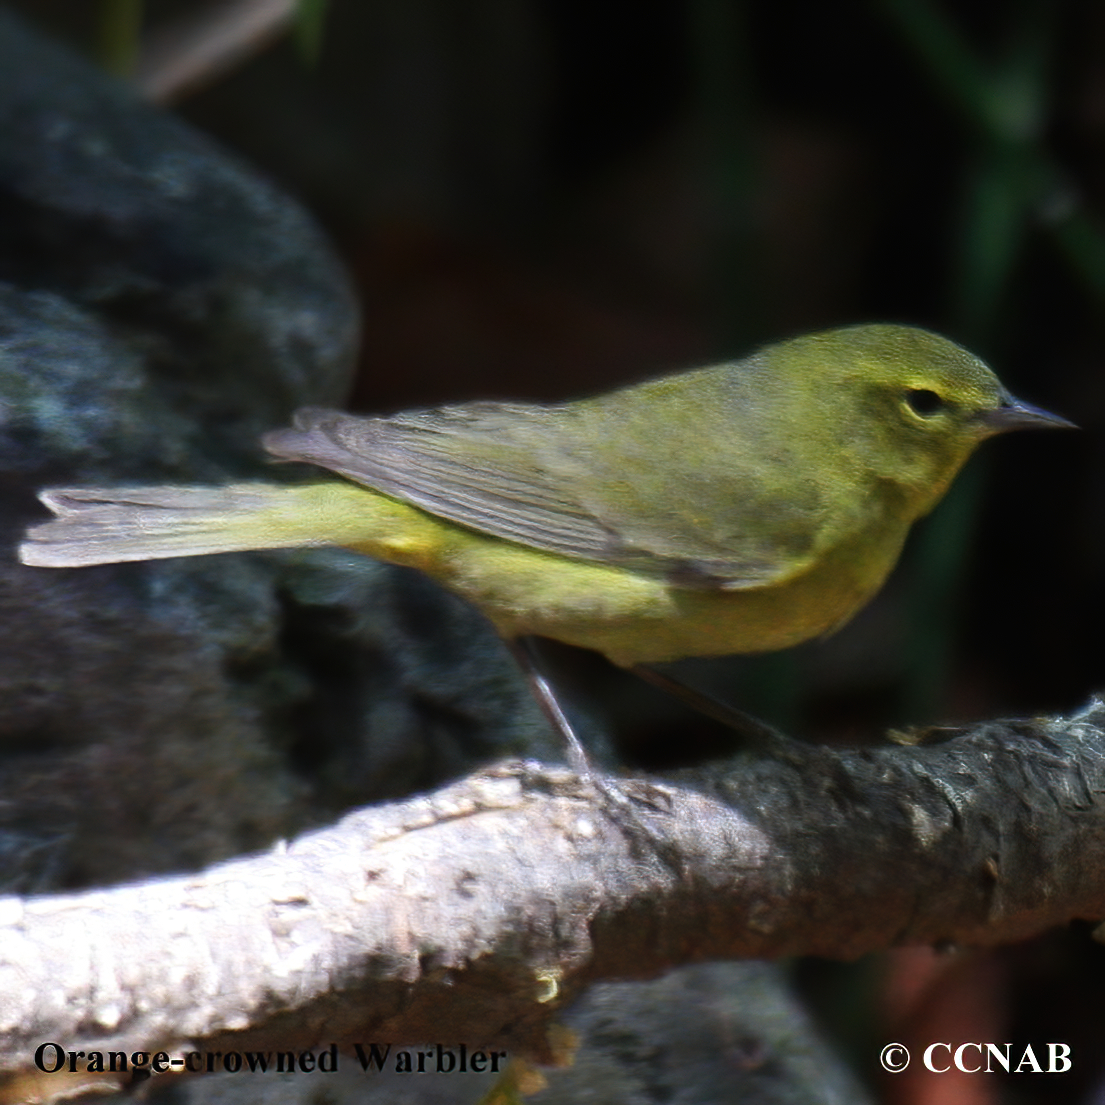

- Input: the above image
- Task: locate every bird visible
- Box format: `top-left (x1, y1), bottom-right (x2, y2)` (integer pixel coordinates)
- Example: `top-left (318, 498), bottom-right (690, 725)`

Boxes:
top-left (19, 323), bottom-right (1071, 758)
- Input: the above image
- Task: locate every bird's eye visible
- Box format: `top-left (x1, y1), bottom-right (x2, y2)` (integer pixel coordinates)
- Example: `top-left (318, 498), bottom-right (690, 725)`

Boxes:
top-left (904, 388), bottom-right (946, 418)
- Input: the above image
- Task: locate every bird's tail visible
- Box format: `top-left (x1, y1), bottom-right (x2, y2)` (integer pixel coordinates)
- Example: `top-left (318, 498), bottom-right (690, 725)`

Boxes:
top-left (18, 482), bottom-right (375, 568)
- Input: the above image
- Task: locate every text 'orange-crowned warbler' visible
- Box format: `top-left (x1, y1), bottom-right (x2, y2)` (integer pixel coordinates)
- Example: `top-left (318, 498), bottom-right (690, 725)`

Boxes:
top-left (19, 324), bottom-right (1070, 748)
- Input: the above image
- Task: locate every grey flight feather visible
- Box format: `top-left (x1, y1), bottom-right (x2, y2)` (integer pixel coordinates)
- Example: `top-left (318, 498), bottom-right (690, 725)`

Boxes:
top-left (263, 404), bottom-right (619, 557)
top-left (261, 403), bottom-right (808, 589)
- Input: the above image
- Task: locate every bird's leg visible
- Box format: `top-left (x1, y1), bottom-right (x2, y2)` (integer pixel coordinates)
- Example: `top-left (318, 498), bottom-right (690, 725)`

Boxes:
top-left (508, 636), bottom-right (594, 778)
top-left (509, 637), bottom-right (682, 870)
top-left (630, 664), bottom-right (787, 750)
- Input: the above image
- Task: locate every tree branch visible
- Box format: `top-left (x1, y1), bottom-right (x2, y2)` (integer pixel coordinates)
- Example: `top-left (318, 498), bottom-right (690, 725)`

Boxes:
top-left (2, 698), bottom-right (1104, 1077)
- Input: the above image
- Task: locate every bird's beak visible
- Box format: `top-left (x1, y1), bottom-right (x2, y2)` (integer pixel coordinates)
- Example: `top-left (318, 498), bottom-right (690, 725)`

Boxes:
top-left (978, 394), bottom-right (1077, 435)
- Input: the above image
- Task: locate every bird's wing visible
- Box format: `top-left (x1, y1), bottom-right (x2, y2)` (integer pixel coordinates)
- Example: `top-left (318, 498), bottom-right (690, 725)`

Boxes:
top-left (262, 403), bottom-right (819, 589)
top-left (264, 403), bottom-right (617, 557)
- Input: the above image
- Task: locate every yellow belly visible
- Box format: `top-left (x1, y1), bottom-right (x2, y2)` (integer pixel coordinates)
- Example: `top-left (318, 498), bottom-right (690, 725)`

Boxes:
top-left (270, 480), bottom-right (903, 668)
top-left (347, 496), bottom-right (905, 667)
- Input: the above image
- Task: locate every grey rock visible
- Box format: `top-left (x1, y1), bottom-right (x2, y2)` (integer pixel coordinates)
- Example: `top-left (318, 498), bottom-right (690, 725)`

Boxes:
top-left (537, 962), bottom-right (873, 1105)
top-left (0, 9), bottom-right (545, 893)
top-left (0, 7), bottom-right (357, 465)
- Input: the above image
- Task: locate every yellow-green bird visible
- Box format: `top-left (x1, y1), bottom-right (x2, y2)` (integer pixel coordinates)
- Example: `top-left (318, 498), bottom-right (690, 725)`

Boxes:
top-left (19, 324), bottom-right (1069, 683)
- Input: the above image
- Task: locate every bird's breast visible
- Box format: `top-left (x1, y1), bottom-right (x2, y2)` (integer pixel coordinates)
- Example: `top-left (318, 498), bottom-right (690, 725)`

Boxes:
top-left (430, 513), bottom-right (910, 667)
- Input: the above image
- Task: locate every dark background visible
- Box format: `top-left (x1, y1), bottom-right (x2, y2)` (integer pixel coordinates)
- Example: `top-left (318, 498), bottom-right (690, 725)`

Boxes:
top-left (7, 2), bottom-right (1105, 1102)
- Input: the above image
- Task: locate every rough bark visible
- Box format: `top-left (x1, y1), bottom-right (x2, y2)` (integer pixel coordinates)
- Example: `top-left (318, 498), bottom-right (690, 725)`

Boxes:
top-left (2, 698), bottom-right (1103, 1080)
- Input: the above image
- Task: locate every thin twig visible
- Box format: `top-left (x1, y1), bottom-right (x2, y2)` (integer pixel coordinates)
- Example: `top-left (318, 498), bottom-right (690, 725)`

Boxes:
top-left (134, 0), bottom-right (296, 104)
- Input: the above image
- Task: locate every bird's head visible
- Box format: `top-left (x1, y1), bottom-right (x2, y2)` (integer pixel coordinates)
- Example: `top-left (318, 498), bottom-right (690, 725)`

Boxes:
top-left (780, 324), bottom-right (1073, 516)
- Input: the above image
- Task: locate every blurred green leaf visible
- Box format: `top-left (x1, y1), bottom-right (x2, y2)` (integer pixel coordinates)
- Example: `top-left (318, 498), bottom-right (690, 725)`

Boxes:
top-left (690, 0), bottom-right (761, 347)
top-left (1050, 207), bottom-right (1105, 303)
top-left (879, 0), bottom-right (1065, 718)
top-left (295, 0), bottom-right (330, 66)
top-left (952, 146), bottom-right (1036, 343)
top-left (879, 0), bottom-right (1051, 144)
top-left (96, 0), bottom-right (142, 78)
top-left (879, 0), bottom-right (996, 134)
